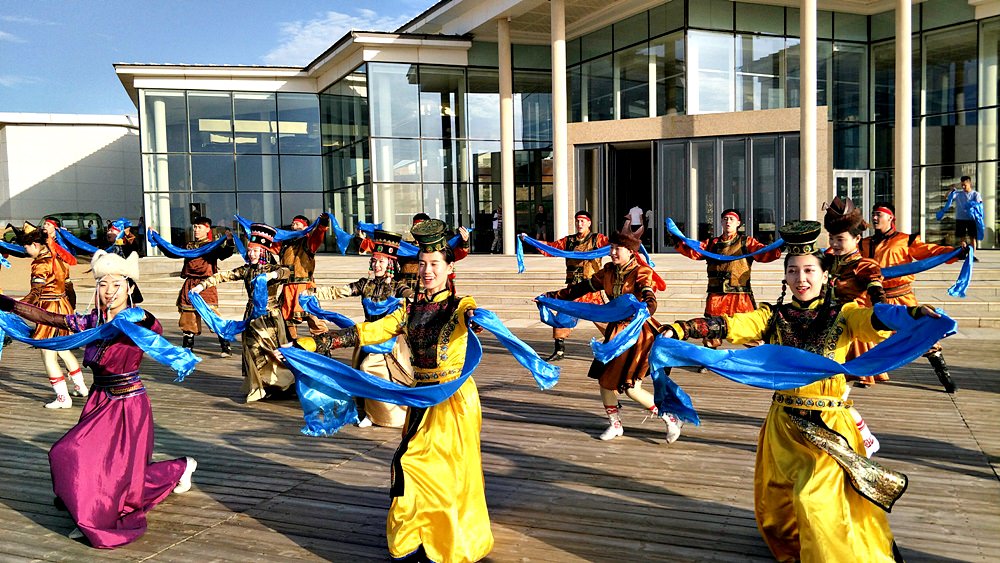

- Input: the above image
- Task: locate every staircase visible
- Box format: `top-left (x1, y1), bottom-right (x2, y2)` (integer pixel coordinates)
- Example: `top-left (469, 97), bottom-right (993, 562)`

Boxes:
top-left (48, 252), bottom-right (1000, 332)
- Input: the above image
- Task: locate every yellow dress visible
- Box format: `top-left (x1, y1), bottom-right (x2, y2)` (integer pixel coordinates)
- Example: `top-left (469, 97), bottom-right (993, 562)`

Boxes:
top-left (346, 289), bottom-right (493, 562)
top-left (674, 300), bottom-right (897, 562)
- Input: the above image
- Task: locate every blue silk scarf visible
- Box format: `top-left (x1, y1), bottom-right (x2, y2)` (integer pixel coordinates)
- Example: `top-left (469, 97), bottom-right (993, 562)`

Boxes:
top-left (0, 307), bottom-right (200, 380)
top-left (188, 273), bottom-right (270, 341)
top-left (56, 218), bottom-right (131, 255)
top-left (234, 214), bottom-right (323, 243)
top-left (0, 256), bottom-right (8, 268)
top-left (298, 294), bottom-right (402, 354)
top-left (147, 229), bottom-right (230, 259)
top-left (648, 303), bottom-right (958, 425)
top-left (535, 294), bottom-right (650, 363)
top-left (879, 246), bottom-right (974, 298)
top-left (332, 217), bottom-right (468, 257)
top-left (283, 308), bottom-right (559, 436)
top-left (665, 218), bottom-right (784, 262)
top-left (936, 190), bottom-right (985, 240)
top-left (0, 240), bottom-right (26, 257)
top-left (515, 234), bottom-right (654, 273)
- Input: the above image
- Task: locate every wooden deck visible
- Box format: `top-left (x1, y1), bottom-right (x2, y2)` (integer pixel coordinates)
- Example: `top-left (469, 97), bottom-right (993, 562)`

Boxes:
top-left (0, 326), bottom-right (997, 562)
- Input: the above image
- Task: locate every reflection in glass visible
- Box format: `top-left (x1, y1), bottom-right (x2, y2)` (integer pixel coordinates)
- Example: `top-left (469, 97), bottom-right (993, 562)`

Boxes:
top-left (192, 192), bottom-right (238, 232)
top-left (188, 92), bottom-right (234, 153)
top-left (277, 93), bottom-right (321, 155)
top-left (736, 35), bottom-right (786, 110)
top-left (321, 65), bottom-right (368, 151)
top-left (924, 112), bottom-right (978, 165)
top-left (140, 90), bottom-right (187, 153)
top-left (581, 25), bottom-right (613, 61)
top-left (280, 155), bottom-right (324, 191)
top-left (649, 0), bottom-right (683, 36)
top-left (142, 154), bottom-right (190, 192)
top-left (833, 123), bottom-right (868, 169)
top-left (925, 25), bottom-right (978, 115)
top-left (191, 154), bottom-right (235, 191)
top-left (422, 139), bottom-right (466, 183)
top-left (376, 184), bottom-right (423, 234)
top-left (236, 154), bottom-right (279, 191)
top-left (233, 92), bottom-right (277, 154)
top-left (689, 31), bottom-right (734, 114)
top-left (689, 0), bottom-right (734, 31)
top-left (144, 191), bottom-right (191, 247)
top-left (470, 141), bottom-right (501, 184)
top-left (784, 136), bottom-right (800, 222)
top-left (372, 138), bottom-right (421, 183)
top-left (369, 63), bottom-right (420, 138)
top-left (751, 137), bottom-right (778, 242)
top-left (614, 12), bottom-right (648, 50)
top-left (616, 43), bottom-right (651, 119)
top-left (582, 56), bottom-right (614, 121)
top-left (423, 183), bottom-right (462, 227)
top-left (658, 142), bottom-right (688, 242)
top-left (467, 69), bottom-right (501, 140)
top-left (693, 140), bottom-right (717, 240)
top-left (237, 192), bottom-right (281, 226)
top-left (514, 71), bottom-right (553, 140)
top-left (327, 142), bottom-right (369, 190)
top-left (419, 66), bottom-right (466, 139)
top-left (722, 139), bottom-right (746, 216)
top-left (279, 192), bottom-right (325, 229)
top-left (652, 32), bottom-right (685, 116)
top-left (831, 43), bottom-right (868, 122)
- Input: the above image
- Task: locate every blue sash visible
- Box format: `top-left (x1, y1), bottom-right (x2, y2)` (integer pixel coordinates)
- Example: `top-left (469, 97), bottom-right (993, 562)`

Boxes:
top-left (880, 246), bottom-right (974, 298)
top-left (298, 294), bottom-right (402, 354)
top-left (234, 214), bottom-right (323, 243)
top-left (283, 308), bottom-right (558, 436)
top-left (535, 294), bottom-right (650, 363)
top-left (188, 273), bottom-right (270, 341)
top-left (665, 218), bottom-right (784, 262)
top-left (147, 229), bottom-right (230, 259)
top-left (0, 256), bottom-right (8, 268)
top-left (0, 307), bottom-right (199, 380)
top-left (0, 240), bottom-right (26, 257)
top-left (516, 234), bottom-right (654, 273)
top-left (648, 304), bottom-right (958, 425)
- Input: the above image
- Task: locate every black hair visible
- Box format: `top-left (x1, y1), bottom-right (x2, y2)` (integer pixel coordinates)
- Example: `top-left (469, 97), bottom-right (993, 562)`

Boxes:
top-left (22, 229), bottom-right (49, 246)
top-left (293, 215), bottom-right (309, 224)
top-left (721, 208), bottom-right (743, 223)
top-left (872, 201), bottom-right (895, 215)
top-left (417, 244), bottom-right (456, 264)
top-left (782, 251), bottom-right (831, 272)
top-left (961, 175), bottom-right (972, 183)
top-left (412, 212), bottom-right (431, 224)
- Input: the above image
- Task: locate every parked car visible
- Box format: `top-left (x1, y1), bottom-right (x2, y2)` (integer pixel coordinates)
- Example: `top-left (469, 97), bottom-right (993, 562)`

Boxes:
top-left (43, 212), bottom-right (105, 244)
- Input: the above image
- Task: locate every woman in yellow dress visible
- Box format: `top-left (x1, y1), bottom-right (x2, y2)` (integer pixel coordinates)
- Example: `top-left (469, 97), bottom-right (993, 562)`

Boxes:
top-left (296, 219), bottom-right (492, 563)
top-left (661, 221), bottom-right (934, 562)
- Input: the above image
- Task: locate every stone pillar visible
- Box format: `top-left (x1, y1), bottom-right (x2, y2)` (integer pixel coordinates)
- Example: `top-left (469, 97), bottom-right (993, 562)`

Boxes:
top-left (551, 0), bottom-right (570, 239)
top-left (151, 99), bottom-right (172, 249)
top-left (895, 0), bottom-right (914, 232)
top-left (800, 0), bottom-right (818, 220)
top-left (499, 17), bottom-right (516, 255)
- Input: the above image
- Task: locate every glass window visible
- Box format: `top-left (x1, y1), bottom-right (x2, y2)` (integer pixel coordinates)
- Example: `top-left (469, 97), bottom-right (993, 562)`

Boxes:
top-left (581, 25), bottom-right (613, 61)
top-left (514, 71), bottom-right (552, 139)
top-left (616, 43), bottom-right (651, 119)
top-left (468, 41), bottom-right (499, 67)
top-left (188, 92), bottom-right (234, 153)
top-left (567, 37), bottom-right (581, 66)
top-left (569, 65), bottom-right (583, 122)
top-left (191, 154), bottom-right (235, 191)
top-left (276, 93), bottom-right (321, 155)
top-left (833, 123), bottom-right (868, 169)
top-left (279, 155), bottom-right (324, 191)
top-left (922, 0), bottom-right (975, 30)
top-left (688, 31), bottom-right (734, 114)
top-left (369, 63), bottom-right (420, 138)
top-left (237, 192), bottom-right (281, 226)
top-left (924, 111), bottom-right (978, 165)
top-left (657, 141), bottom-right (689, 237)
top-left (650, 0), bottom-right (683, 36)
top-left (614, 12), bottom-right (648, 50)
top-left (652, 32), bottom-right (685, 116)
top-left (279, 193), bottom-right (325, 227)
top-left (233, 93), bottom-right (277, 154)
top-left (191, 192), bottom-right (237, 231)
top-left (924, 163), bottom-right (977, 244)
top-left (736, 3), bottom-right (783, 36)
top-left (834, 13), bottom-right (867, 41)
top-left (236, 154), bottom-right (279, 191)
top-left (469, 140), bottom-right (501, 184)
top-left (873, 117), bottom-right (919, 169)
top-left (784, 136), bottom-right (800, 222)
top-left (689, 0), bottom-right (732, 31)
top-left (982, 19), bottom-right (1000, 108)
top-left (321, 68), bottom-right (369, 151)
top-left (421, 139), bottom-right (466, 183)
top-left (831, 43), bottom-right (868, 122)
top-left (692, 140), bottom-right (717, 240)
top-left (982, 109), bottom-right (998, 161)
top-left (722, 139), bottom-right (747, 217)
top-left (326, 142), bottom-right (370, 190)
top-left (752, 137), bottom-right (779, 242)
top-left (143, 154), bottom-right (189, 192)
top-left (140, 90), bottom-right (187, 153)
top-left (924, 25), bottom-right (978, 115)
top-left (375, 183), bottom-right (423, 234)
top-left (372, 138), bottom-right (421, 183)
top-left (871, 39), bottom-right (920, 124)
top-left (144, 191), bottom-right (191, 246)
top-left (419, 66), bottom-right (466, 139)
top-left (786, 9), bottom-right (832, 38)
top-left (467, 69), bottom-right (500, 140)
top-left (870, 10), bottom-right (918, 41)
top-left (736, 34), bottom-right (786, 111)
top-left (422, 183), bottom-right (463, 227)
top-left (581, 55), bottom-right (614, 121)
top-left (513, 44), bottom-right (551, 69)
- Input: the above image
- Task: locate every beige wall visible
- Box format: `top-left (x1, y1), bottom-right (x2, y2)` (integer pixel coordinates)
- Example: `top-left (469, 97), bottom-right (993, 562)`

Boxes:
top-left (565, 107), bottom-right (831, 217)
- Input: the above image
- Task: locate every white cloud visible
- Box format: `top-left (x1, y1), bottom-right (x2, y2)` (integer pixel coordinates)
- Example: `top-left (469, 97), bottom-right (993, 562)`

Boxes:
top-left (0, 15), bottom-right (58, 25)
top-left (0, 75), bottom-right (40, 87)
top-left (263, 9), bottom-right (413, 66)
top-left (0, 30), bottom-right (25, 42)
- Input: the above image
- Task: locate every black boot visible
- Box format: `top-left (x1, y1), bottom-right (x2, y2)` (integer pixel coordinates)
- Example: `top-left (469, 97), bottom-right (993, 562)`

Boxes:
top-left (926, 351), bottom-right (957, 393)
top-left (219, 336), bottom-right (232, 358)
top-left (182, 332), bottom-right (195, 351)
top-left (545, 338), bottom-right (565, 362)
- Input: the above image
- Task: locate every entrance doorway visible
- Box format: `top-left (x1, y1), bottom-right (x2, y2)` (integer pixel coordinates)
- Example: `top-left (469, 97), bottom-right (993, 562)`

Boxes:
top-left (834, 170), bottom-right (870, 212)
top-left (608, 143), bottom-right (654, 246)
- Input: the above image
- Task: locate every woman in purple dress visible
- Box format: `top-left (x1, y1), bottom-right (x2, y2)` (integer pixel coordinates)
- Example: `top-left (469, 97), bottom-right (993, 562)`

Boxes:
top-left (0, 251), bottom-right (197, 549)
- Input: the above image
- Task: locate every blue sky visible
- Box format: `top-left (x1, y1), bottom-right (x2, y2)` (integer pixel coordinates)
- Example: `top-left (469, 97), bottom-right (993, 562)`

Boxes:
top-left (0, 0), bottom-right (434, 115)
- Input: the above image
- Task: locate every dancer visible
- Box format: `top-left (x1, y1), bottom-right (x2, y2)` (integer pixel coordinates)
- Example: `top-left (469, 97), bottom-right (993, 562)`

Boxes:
top-left (12, 222), bottom-right (85, 408)
top-left (541, 210), bottom-right (609, 361)
top-left (674, 209), bottom-right (781, 349)
top-left (0, 250), bottom-right (197, 549)
top-left (193, 223), bottom-right (292, 402)
top-left (313, 229), bottom-right (414, 428)
top-left (661, 220), bottom-right (932, 561)
top-left (397, 213), bottom-right (470, 292)
top-left (173, 217), bottom-right (236, 357)
top-left (861, 201), bottom-right (966, 392)
top-left (41, 218), bottom-right (78, 308)
top-left (295, 219), bottom-right (493, 562)
top-left (822, 198), bottom-right (886, 388)
top-left (546, 220), bottom-right (682, 442)
top-left (280, 213), bottom-right (330, 339)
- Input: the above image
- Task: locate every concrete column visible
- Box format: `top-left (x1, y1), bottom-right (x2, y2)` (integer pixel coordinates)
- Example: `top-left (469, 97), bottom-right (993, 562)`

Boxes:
top-left (980, 22), bottom-right (998, 248)
top-left (151, 99), bottom-right (172, 248)
top-left (895, 0), bottom-right (913, 232)
top-left (800, 0), bottom-right (818, 220)
top-left (551, 0), bottom-right (570, 239)
top-left (688, 148), bottom-right (699, 240)
top-left (499, 18), bottom-right (516, 255)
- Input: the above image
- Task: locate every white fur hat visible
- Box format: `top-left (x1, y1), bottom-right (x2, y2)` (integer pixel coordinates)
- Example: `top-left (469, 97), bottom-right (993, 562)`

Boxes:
top-left (91, 250), bottom-right (140, 281)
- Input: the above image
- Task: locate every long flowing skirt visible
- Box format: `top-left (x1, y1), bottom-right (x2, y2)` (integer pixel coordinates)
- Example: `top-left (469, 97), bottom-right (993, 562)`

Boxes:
top-left (754, 404), bottom-right (896, 562)
top-left (242, 311), bottom-right (293, 401)
top-left (49, 388), bottom-right (186, 549)
top-left (355, 338), bottom-right (412, 428)
top-left (387, 377), bottom-right (493, 562)
top-left (588, 317), bottom-right (662, 392)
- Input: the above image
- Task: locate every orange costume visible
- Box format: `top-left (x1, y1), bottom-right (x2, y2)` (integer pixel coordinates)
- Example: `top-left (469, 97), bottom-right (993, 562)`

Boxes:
top-left (23, 242), bottom-right (74, 340)
top-left (676, 233), bottom-right (781, 317)
top-left (546, 231), bottom-right (609, 340)
top-left (279, 215), bottom-right (330, 338)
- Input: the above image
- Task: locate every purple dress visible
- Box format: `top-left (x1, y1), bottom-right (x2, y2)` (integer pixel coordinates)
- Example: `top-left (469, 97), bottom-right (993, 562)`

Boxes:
top-left (50, 310), bottom-right (186, 549)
